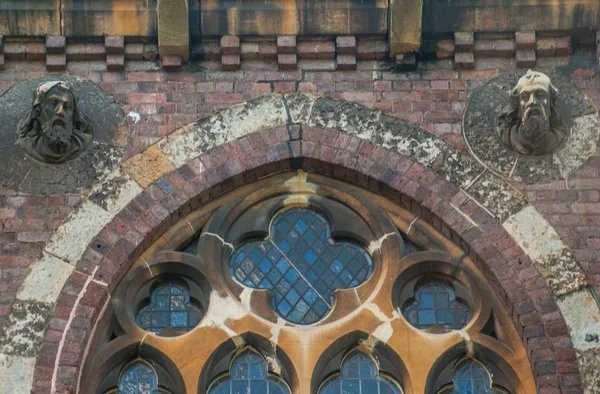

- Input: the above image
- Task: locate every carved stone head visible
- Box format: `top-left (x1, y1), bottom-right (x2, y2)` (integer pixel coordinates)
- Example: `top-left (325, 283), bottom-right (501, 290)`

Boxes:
top-left (497, 70), bottom-right (566, 155)
top-left (18, 81), bottom-right (91, 163)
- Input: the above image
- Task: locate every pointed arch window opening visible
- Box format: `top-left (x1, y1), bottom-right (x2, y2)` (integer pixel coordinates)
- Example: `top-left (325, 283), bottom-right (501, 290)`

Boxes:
top-left (207, 348), bottom-right (291, 394)
top-left (318, 349), bottom-right (403, 394)
top-left (105, 359), bottom-right (171, 394)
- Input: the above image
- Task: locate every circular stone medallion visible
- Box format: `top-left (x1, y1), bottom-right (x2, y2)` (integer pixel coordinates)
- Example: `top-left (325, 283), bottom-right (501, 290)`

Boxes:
top-left (0, 75), bottom-right (128, 194)
top-left (463, 72), bottom-right (599, 182)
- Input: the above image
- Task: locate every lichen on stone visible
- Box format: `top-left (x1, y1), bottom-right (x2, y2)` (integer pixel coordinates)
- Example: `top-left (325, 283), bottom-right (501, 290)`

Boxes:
top-left (577, 347), bottom-right (600, 394)
top-left (0, 300), bottom-right (52, 357)
top-left (538, 249), bottom-right (588, 296)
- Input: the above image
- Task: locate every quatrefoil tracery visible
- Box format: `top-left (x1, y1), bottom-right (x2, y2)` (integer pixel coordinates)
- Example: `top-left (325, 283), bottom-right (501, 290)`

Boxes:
top-left (229, 208), bottom-right (374, 325)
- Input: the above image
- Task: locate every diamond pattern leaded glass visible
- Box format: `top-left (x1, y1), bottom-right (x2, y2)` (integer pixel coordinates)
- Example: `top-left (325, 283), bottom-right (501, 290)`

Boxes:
top-left (448, 360), bottom-right (504, 394)
top-left (403, 280), bottom-right (471, 330)
top-left (208, 350), bottom-right (291, 394)
top-left (136, 279), bottom-right (202, 333)
top-left (318, 351), bottom-right (403, 394)
top-left (111, 360), bottom-right (169, 394)
top-left (229, 208), bottom-right (373, 324)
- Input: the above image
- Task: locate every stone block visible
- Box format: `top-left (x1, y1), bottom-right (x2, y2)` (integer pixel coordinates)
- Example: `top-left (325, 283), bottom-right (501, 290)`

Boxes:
top-left (222, 54), bottom-right (240, 71)
top-left (106, 54), bottom-right (125, 71)
top-left (25, 42), bottom-right (46, 61)
top-left (124, 43), bottom-right (144, 60)
top-left (46, 36), bottom-right (66, 54)
top-left (221, 35), bottom-right (240, 54)
top-left (337, 54), bottom-right (357, 71)
top-left (66, 44), bottom-right (86, 61)
top-left (516, 49), bottom-right (536, 68)
top-left (454, 32), bottom-right (474, 52)
top-left (240, 43), bottom-right (259, 59)
top-left (17, 253), bottom-right (73, 303)
top-left (494, 39), bottom-right (516, 57)
top-left (278, 54), bottom-right (297, 70)
top-left (336, 36), bottom-right (356, 54)
top-left (356, 40), bottom-right (387, 60)
top-left (474, 40), bottom-right (493, 57)
top-left (555, 36), bottom-right (571, 56)
top-left (0, 55), bottom-right (4, 71)
top-left (45, 200), bottom-right (113, 264)
top-left (122, 145), bottom-right (175, 189)
top-left (297, 41), bottom-right (335, 59)
top-left (46, 54), bottom-right (66, 71)
top-left (105, 36), bottom-right (125, 55)
top-left (4, 43), bottom-right (26, 60)
top-left (436, 39), bottom-right (454, 58)
top-left (516, 31), bottom-right (536, 50)
top-left (85, 44), bottom-right (106, 61)
top-left (277, 36), bottom-right (297, 54)
top-left (556, 289), bottom-right (600, 350)
top-left (454, 52), bottom-right (474, 69)
top-left (258, 42), bottom-right (277, 59)
top-left (161, 55), bottom-right (182, 70)
top-left (158, 0), bottom-right (190, 60)
top-left (536, 38), bottom-right (556, 57)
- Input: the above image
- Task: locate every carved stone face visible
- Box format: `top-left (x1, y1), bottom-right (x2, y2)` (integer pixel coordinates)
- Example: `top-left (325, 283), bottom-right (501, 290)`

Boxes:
top-left (497, 70), bottom-right (566, 156)
top-left (40, 87), bottom-right (75, 149)
top-left (18, 81), bottom-right (91, 164)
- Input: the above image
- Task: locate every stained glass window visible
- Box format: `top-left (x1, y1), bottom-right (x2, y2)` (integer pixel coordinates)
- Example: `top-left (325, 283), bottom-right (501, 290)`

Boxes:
top-left (110, 360), bottom-right (169, 394)
top-left (208, 349), bottom-right (291, 394)
top-left (136, 279), bottom-right (202, 333)
top-left (229, 208), bottom-right (373, 324)
top-left (443, 360), bottom-right (505, 394)
top-left (403, 280), bottom-right (470, 330)
top-left (318, 350), bottom-right (403, 394)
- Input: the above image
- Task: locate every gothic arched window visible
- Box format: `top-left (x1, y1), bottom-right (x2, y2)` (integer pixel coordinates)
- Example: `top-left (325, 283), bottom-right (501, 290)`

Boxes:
top-left (82, 172), bottom-right (535, 394)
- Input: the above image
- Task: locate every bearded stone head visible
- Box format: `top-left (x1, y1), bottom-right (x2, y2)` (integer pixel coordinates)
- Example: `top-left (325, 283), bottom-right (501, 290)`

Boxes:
top-left (18, 81), bottom-right (91, 163)
top-left (497, 70), bottom-right (566, 156)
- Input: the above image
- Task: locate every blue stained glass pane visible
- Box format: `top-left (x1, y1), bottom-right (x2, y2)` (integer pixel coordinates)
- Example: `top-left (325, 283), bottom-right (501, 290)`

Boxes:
top-left (116, 360), bottom-right (166, 394)
top-left (402, 280), bottom-right (471, 330)
top-left (229, 208), bottom-right (373, 325)
top-left (208, 350), bottom-right (291, 394)
top-left (136, 280), bottom-right (202, 333)
top-left (449, 360), bottom-right (503, 394)
top-left (318, 351), bottom-right (403, 394)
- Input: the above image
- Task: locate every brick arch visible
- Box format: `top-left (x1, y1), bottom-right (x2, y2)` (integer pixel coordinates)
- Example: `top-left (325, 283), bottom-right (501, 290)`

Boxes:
top-left (0, 94), bottom-right (593, 393)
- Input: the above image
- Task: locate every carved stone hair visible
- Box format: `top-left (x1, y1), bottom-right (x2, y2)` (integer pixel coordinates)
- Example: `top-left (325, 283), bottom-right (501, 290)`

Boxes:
top-left (18, 81), bottom-right (92, 163)
top-left (497, 76), bottom-right (563, 135)
top-left (19, 81), bottom-right (90, 140)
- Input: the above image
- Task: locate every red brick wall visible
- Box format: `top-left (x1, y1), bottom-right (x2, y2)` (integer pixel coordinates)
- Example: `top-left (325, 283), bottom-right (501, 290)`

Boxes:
top-left (0, 50), bottom-right (598, 393)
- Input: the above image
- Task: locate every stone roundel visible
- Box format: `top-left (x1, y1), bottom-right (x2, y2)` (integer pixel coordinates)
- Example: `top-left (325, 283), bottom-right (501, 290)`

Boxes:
top-left (0, 75), bottom-right (128, 194)
top-left (462, 72), bottom-right (600, 182)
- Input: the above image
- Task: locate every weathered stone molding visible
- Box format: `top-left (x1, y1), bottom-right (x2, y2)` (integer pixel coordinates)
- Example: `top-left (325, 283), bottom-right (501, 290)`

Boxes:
top-left (0, 94), bottom-right (596, 392)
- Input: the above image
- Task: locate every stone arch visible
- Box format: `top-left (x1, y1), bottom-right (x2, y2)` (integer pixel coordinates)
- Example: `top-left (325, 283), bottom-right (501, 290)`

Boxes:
top-left (0, 94), bottom-right (596, 393)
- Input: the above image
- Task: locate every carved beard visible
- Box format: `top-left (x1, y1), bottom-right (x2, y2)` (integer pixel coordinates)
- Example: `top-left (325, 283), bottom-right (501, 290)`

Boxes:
top-left (520, 110), bottom-right (550, 146)
top-left (42, 119), bottom-right (72, 149)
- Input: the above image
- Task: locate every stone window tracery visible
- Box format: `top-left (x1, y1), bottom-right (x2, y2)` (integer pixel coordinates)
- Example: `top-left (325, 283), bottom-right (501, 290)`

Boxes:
top-left (81, 172), bottom-right (535, 394)
top-left (437, 359), bottom-right (508, 394)
top-left (105, 359), bottom-right (171, 394)
top-left (229, 208), bottom-right (373, 324)
top-left (208, 348), bottom-right (291, 394)
top-left (136, 279), bottom-right (203, 333)
top-left (318, 349), bottom-right (403, 394)
top-left (402, 279), bottom-right (471, 330)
